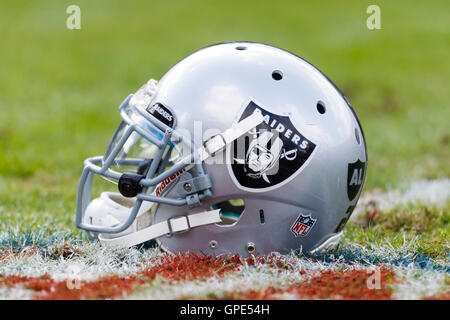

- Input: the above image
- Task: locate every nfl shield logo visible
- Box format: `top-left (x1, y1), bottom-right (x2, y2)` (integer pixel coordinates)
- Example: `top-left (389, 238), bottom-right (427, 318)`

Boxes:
top-left (290, 214), bottom-right (317, 237)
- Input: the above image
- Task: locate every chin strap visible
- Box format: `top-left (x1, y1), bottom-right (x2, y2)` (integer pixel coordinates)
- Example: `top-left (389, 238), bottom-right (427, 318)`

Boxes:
top-left (99, 209), bottom-right (222, 247)
top-left (198, 110), bottom-right (264, 161)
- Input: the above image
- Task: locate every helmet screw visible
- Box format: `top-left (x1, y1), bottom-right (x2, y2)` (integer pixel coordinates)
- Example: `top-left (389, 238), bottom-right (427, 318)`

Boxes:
top-left (209, 240), bottom-right (218, 249)
top-left (246, 242), bottom-right (256, 254)
top-left (183, 182), bottom-right (193, 192)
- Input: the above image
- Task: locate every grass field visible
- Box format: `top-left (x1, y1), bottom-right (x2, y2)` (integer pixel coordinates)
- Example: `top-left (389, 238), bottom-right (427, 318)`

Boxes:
top-left (0, 1), bottom-right (448, 300)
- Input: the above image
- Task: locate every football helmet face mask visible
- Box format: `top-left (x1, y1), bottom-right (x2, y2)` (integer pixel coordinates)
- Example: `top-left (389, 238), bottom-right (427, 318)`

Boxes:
top-left (76, 42), bottom-right (367, 256)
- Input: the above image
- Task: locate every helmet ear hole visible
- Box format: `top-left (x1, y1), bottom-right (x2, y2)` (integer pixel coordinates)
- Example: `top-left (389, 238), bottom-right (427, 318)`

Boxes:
top-left (211, 198), bottom-right (245, 226)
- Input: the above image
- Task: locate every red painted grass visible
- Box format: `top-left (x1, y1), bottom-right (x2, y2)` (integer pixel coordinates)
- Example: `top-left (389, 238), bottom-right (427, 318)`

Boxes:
top-left (0, 274), bottom-right (55, 292)
top-left (224, 266), bottom-right (397, 300)
top-left (0, 249), bottom-right (38, 262)
top-left (0, 274), bottom-right (139, 300)
top-left (245, 254), bottom-right (295, 271)
top-left (0, 253), bottom-right (244, 300)
top-left (139, 253), bottom-right (242, 281)
top-left (0, 254), bottom-right (399, 300)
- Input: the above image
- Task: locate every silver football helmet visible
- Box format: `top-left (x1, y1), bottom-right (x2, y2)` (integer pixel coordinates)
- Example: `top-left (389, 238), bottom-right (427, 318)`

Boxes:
top-left (76, 42), bottom-right (367, 256)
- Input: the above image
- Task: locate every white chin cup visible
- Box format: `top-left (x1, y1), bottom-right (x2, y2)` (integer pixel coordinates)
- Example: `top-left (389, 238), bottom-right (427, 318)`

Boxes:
top-left (84, 192), bottom-right (152, 239)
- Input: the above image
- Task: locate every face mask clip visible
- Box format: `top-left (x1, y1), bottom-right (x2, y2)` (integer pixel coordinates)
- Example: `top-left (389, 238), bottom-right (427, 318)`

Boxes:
top-left (118, 173), bottom-right (145, 198)
top-left (116, 158), bottom-right (155, 197)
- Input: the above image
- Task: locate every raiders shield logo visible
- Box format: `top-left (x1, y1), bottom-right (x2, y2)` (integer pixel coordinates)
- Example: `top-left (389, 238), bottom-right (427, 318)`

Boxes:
top-left (229, 101), bottom-right (316, 191)
top-left (347, 159), bottom-right (366, 201)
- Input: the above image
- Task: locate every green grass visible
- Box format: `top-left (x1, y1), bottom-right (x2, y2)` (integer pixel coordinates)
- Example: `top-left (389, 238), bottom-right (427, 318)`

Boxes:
top-left (0, 0), bottom-right (449, 239)
top-left (344, 204), bottom-right (450, 260)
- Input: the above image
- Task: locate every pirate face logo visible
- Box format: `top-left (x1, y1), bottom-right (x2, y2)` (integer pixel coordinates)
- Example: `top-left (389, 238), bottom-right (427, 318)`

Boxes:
top-left (248, 144), bottom-right (276, 172)
top-left (241, 130), bottom-right (283, 183)
top-left (229, 101), bottom-right (317, 191)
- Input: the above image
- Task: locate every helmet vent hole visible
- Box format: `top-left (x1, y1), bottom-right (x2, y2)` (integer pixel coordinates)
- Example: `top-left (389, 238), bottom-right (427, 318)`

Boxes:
top-left (272, 70), bottom-right (283, 81)
top-left (355, 128), bottom-right (361, 144)
top-left (259, 209), bottom-right (265, 224)
top-left (235, 46), bottom-right (247, 50)
top-left (316, 101), bottom-right (326, 114)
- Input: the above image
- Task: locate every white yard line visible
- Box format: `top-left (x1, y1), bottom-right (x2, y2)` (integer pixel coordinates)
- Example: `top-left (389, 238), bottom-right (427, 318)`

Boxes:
top-left (353, 178), bottom-right (450, 218)
top-left (0, 244), bottom-right (164, 281)
top-left (393, 267), bottom-right (448, 300)
top-left (0, 286), bottom-right (34, 300)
